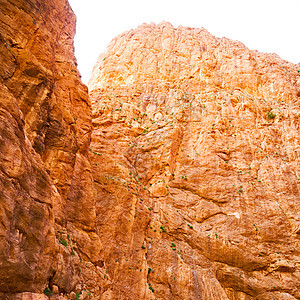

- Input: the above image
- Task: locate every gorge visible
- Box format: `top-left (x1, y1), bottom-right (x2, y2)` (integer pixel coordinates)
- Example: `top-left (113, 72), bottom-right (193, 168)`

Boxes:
top-left (0, 0), bottom-right (299, 299)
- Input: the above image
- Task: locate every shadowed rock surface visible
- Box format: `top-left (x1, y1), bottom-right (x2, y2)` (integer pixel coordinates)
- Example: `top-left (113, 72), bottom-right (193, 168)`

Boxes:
top-left (0, 0), bottom-right (105, 299)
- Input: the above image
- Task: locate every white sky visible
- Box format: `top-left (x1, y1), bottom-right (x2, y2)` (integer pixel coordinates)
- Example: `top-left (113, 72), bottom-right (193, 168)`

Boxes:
top-left (69, 0), bottom-right (300, 84)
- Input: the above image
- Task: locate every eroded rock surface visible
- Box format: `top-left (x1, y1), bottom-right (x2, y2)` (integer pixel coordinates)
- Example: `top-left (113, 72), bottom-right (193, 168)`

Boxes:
top-left (89, 22), bottom-right (300, 299)
top-left (1, 2), bottom-right (300, 298)
top-left (0, 0), bottom-right (104, 298)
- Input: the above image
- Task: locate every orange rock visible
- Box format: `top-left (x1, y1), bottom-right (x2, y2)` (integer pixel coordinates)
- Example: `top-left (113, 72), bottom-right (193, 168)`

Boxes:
top-left (0, 0), bottom-right (102, 297)
top-left (1, 0), bottom-right (300, 297)
top-left (89, 22), bottom-right (300, 299)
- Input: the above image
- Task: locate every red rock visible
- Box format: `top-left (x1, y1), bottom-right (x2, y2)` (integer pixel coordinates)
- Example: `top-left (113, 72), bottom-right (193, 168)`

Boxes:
top-left (0, 0), bottom-right (102, 298)
top-left (89, 22), bottom-right (300, 299)
top-left (1, 0), bottom-right (300, 297)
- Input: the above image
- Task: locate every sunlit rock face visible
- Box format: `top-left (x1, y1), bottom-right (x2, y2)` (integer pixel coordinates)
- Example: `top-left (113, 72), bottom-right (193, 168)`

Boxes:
top-left (89, 22), bottom-right (300, 299)
top-left (0, 0), bottom-right (104, 298)
top-left (1, 1), bottom-right (300, 298)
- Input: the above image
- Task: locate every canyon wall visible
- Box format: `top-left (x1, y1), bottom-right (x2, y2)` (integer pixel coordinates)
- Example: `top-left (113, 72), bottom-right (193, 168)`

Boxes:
top-left (89, 22), bottom-right (300, 299)
top-left (0, 0), bottom-right (105, 298)
top-left (0, 1), bottom-right (300, 299)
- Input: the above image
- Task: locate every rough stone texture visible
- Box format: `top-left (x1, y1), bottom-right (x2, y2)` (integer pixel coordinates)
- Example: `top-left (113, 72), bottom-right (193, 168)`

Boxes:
top-left (1, 2), bottom-right (300, 298)
top-left (0, 0), bottom-right (102, 298)
top-left (89, 22), bottom-right (300, 299)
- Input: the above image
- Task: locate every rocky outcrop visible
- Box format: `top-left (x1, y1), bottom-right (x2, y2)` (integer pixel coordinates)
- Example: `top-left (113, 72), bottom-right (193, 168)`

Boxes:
top-left (1, 2), bottom-right (300, 298)
top-left (0, 0), bottom-right (103, 298)
top-left (89, 22), bottom-right (300, 299)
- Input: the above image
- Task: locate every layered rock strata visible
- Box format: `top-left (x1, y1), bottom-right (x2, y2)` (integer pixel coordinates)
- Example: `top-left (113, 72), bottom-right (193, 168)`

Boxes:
top-left (89, 22), bottom-right (300, 299)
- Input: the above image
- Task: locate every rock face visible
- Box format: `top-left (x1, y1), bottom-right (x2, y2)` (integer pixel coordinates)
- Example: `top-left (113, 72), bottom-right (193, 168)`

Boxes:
top-left (0, 0), bottom-right (104, 298)
top-left (1, 2), bottom-right (300, 298)
top-left (89, 22), bottom-right (300, 299)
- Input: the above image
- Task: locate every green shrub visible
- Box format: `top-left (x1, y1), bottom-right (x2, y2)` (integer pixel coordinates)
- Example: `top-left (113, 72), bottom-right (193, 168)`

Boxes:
top-left (59, 239), bottom-right (68, 247)
top-left (171, 243), bottom-right (176, 250)
top-left (267, 111), bottom-right (276, 119)
top-left (43, 287), bottom-right (52, 296)
top-left (148, 283), bottom-right (154, 292)
top-left (160, 226), bottom-right (167, 233)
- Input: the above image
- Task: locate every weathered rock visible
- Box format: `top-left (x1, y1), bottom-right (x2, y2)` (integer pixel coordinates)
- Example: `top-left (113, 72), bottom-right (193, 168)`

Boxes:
top-left (0, 0), bottom-right (103, 298)
top-left (79, 290), bottom-right (89, 300)
top-left (1, 1), bottom-right (300, 298)
top-left (51, 285), bottom-right (59, 295)
top-left (89, 22), bottom-right (300, 299)
top-left (0, 293), bottom-right (48, 300)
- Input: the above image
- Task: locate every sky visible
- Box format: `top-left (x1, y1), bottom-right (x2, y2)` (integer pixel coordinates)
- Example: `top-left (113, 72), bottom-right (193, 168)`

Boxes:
top-left (68, 0), bottom-right (300, 84)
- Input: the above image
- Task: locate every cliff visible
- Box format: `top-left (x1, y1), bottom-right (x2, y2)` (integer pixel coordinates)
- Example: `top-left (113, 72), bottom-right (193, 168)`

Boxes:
top-left (0, 1), bottom-right (300, 299)
top-left (0, 0), bottom-right (104, 299)
top-left (89, 22), bottom-right (300, 299)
